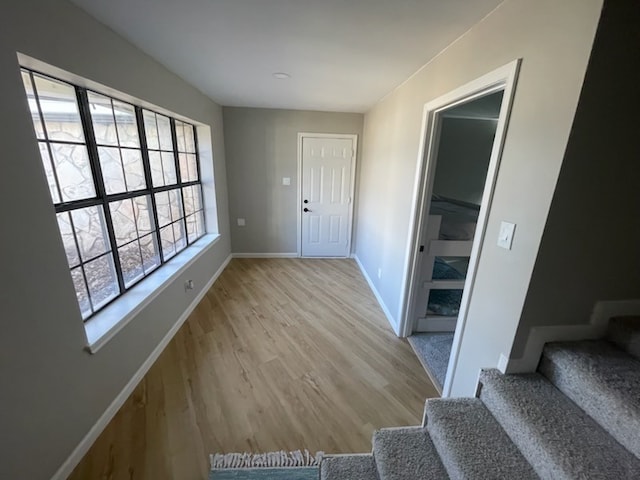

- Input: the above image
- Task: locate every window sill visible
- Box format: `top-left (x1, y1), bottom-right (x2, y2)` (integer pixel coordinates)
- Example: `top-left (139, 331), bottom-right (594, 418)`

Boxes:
top-left (84, 233), bottom-right (220, 354)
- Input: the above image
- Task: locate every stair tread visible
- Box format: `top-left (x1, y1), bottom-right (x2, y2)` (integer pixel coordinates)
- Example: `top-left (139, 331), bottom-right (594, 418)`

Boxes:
top-left (540, 340), bottom-right (640, 459)
top-left (479, 369), bottom-right (640, 479)
top-left (320, 454), bottom-right (379, 480)
top-left (372, 427), bottom-right (448, 480)
top-left (607, 316), bottom-right (640, 360)
top-left (426, 398), bottom-right (539, 479)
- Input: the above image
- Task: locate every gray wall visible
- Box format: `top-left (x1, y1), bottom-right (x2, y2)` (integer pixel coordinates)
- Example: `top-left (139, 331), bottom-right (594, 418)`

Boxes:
top-left (513, 0), bottom-right (640, 356)
top-left (432, 118), bottom-right (497, 205)
top-left (354, 0), bottom-right (603, 396)
top-left (0, 1), bottom-right (230, 478)
top-left (224, 107), bottom-right (363, 254)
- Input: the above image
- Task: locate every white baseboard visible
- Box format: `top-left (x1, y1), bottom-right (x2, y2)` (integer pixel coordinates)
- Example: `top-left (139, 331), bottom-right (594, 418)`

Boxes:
top-left (502, 298), bottom-right (640, 374)
top-left (353, 255), bottom-right (399, 335)
top-left (51, 254), bottom-right (232, 480)
top-left (232, 252), bottom-right (299, 258)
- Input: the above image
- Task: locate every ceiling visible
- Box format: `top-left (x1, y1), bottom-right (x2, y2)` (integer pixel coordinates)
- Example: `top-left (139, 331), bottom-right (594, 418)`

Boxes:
top-left (70, 0), bottom-right (503, 113)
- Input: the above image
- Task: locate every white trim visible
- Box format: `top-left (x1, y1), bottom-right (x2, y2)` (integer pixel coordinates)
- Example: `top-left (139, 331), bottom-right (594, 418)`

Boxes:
top-left (353, 255), bottom-right (399, 335)
top-left (415, 316), bottom-right (457, 332)
top-left (52, 253), bottom-right (232, 480)
top-left (441, 114), bottom-right (500, 122)
top-left (502, 298), bottom-right (640, 374)
top-left (397, 60), bottom-right (521, 399)
top-left (85, 234), bottom-right (221, 353)
top-left (231, 253), bottom-right (299, 258)
top-left (297, 132), bottom-right (358, 258)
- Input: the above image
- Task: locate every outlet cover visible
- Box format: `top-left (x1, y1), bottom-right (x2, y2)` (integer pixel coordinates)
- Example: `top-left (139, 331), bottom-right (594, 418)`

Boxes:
top-left (237, 218), bottom-right (246, 227)
top-left (497, 221), bottom-right (516, 250)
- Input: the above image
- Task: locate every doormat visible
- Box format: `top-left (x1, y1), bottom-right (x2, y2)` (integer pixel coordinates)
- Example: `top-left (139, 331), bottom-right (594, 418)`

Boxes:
top-left (209, 450), bottom-right (323, 480)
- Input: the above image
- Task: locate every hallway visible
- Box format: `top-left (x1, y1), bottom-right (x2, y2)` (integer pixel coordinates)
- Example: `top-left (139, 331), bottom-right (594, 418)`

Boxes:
top-left (69, 258), bottom-right (437, 479)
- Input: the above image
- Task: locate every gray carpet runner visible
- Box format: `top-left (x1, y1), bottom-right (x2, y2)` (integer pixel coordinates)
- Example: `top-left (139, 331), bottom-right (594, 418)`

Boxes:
top-left (372, 427), bottom-right (447, 480)
top-left (538, 340), bottom-right (640, 458)
top-left (407, 333), bottom-right (453, 391)
top-left (320, 316), bottom-right (640, 480)
top-left (320, 454), bottom-right (379, 480)
top-left (426, 398), bottom-right (538, 479)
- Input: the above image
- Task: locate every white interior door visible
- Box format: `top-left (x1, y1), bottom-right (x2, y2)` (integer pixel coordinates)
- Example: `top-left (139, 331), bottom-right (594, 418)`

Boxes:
top-left (300, 136), bottom-right (355, 257)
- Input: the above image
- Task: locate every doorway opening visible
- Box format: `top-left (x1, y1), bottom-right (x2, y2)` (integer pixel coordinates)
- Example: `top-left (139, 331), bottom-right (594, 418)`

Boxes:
top-left (399, 60), bottom-right (520, 396)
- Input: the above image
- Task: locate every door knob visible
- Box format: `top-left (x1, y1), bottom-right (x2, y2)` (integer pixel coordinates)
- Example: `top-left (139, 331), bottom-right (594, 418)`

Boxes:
top-left (303, 207), bottom-right (311, 212)
top-left (303, 199), bottom-right (309, 204)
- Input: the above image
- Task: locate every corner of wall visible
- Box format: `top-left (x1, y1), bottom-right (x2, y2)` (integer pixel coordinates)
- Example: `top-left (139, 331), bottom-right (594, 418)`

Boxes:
top-left (352, 255), bottom-right (400, 336)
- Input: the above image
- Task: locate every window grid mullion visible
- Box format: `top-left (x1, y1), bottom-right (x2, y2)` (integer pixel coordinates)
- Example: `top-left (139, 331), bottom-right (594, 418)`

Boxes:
top-left (108, 97), bottom-right (131, 193)
top-left (66, 212), bottom-right (95, 314)
top-left (28, 70), bottom-right (65, 204)
top-left (76, 87), bottom-right (127, 295)
top-left (135, 107), bottom-right (166, 265)
top-left (170, 118), bottom-right (190, 246)
top-left (22, 69), bottom-right (207, 322)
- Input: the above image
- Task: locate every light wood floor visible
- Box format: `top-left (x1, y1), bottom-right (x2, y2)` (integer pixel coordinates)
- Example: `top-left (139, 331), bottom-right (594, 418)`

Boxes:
top-left (68, 258), bottom-right (438, 480)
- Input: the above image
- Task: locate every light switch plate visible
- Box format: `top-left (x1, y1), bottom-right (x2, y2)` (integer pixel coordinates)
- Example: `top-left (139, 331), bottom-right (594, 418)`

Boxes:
top-left (282, 177), bottom-right (291, 186)
top-left (497, 221), bottom-right (516, 250)
top-left (237, 218), bottom-right (246, 227)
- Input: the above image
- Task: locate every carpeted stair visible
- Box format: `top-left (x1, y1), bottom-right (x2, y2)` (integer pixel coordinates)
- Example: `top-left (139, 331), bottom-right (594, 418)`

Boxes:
top-left (320, 316), bottom-right (640, 479)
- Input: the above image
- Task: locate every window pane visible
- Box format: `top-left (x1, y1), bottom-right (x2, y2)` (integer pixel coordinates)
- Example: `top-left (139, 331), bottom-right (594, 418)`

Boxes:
top-left (88, 92), bottom-right (118, 146)
top-left (84, 254), bottom-right (119, 309)
top-left (160, 225), bottom-right (176, 259)
top-left (179, 153), bottom-right (198, 182)
top-left (71, 206), bottom-right (110, 262)
top-left (155, 191), bottom-right (171, 227)
top-left (433, 257), bottom-right (469, 280)
top-left (21, 71), bottom-right (45, 139)
top-left (118, 240), bottom-right (144, 287)
top-left (161, 151), bottom-right (177, 185)
top-left (155, 189), bottom-right (183, 228)
top-left (173, 221), bottom-right (186, 253)
top-left (183, 123), bottom-right (196, 153)
top-left (195, 210), bottom-right (205, 238)
top-left (168, 189), bottom-right (184, 222)
top-left (133, 195), bottom-right (154, 235)
top-left (427, 289), bottom-right (463, 317)
top-left (56, 212), bottom-right (80, 268)
top-left (140, 233), bottom-right (160, 273)
top-left (168, 189), bottom-right (183, 221)
top-left (113, 100), bottom-right (139, 148)
top-left (186, 211), bottom-right (206, 244)
top-left (98, 146), bottom-right (126, 194)
top-left (33, 74), bottom-right (85, 143)
top-left (183, 186), bottom-right (194, 217)
top-left (183, 185), bottom-right (202, 217)
top-left (50, 142), bottom-right (96, 201)
top-left (121, 149), bottom-right (145, 191)
top-left (71, 267), bottom-right (92, 319)
top-left (143, 110), bottom-right (159, 150)
top-left (157, 114), bottom-right (173, 150)
top-left (110, 199), bottom-right (138, 246)
top-left (175, 121), bottom-right (186, 152)
top-left (186, 214), bottom-right (197, 243)
top-left (149, 151), bottom-right (164, 187)
top-left (38, 142), bottom-right (61, 203)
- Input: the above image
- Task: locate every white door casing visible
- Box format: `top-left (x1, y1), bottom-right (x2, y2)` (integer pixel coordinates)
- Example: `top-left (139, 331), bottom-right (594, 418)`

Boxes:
top-left (298, 134), bottom-right (357, 257)
top-left (398, 59), bottom-right (521, 397)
